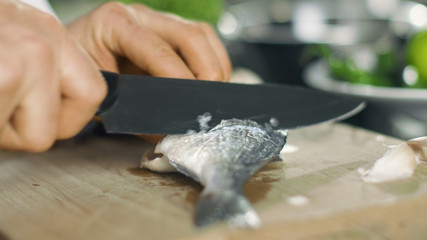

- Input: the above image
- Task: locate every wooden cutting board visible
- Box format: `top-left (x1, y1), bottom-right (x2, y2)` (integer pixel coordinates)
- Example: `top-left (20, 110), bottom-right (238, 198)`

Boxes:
top-left (1, 123), bottom-right (427, 240)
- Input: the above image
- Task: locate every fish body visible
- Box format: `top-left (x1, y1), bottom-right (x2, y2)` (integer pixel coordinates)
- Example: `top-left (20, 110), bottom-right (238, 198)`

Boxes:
top-left (140, 119), bottom-right (287, 228)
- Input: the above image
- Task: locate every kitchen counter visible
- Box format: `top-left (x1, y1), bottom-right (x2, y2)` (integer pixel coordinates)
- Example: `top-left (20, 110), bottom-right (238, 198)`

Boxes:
top-left (1, 123), bottom-right (426, 240)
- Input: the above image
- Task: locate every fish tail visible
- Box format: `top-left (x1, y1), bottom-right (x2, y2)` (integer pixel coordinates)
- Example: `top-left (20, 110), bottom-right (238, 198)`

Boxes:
top-left (194, 190), bottom-right (260, 228)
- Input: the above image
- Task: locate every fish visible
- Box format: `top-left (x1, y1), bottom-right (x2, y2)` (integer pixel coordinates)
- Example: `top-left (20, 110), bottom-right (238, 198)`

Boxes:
top-left (140, 118), bottom-right (287, 228)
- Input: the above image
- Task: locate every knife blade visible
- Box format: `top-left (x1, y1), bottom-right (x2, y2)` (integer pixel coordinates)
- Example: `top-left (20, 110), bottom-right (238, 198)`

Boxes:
top-left (98, 71), bottom-right (365, 135)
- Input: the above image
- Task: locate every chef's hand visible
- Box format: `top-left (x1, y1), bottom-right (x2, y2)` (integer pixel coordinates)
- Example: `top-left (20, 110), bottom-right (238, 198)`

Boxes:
top-left (66, 2), bottom-right (231, 81)
top-left (0, 0), bottom-right (107, 152)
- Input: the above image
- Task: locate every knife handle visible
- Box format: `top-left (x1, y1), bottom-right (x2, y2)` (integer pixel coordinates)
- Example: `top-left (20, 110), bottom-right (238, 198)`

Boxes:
top-left (98, 70), bottom-right (120, 115)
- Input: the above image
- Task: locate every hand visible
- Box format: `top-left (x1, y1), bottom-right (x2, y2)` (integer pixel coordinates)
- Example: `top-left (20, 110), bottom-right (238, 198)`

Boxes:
top-left (66, 2), bottom-right (232, 81)
top-left (0, 0), bottom-right (106, 152)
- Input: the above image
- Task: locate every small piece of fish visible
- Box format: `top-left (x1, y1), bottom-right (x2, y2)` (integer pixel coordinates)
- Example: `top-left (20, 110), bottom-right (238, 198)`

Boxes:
top-left (140, 119), bottom-right (287, 228)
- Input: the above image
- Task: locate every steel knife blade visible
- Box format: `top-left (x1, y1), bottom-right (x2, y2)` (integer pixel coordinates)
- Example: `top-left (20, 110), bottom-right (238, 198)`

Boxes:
top-left (97, 71), bottom-right (365, 134)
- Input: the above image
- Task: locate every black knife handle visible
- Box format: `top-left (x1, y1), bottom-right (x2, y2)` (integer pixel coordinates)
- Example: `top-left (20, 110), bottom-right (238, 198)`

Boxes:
top-left (98, 70), bottom-right (120, 115)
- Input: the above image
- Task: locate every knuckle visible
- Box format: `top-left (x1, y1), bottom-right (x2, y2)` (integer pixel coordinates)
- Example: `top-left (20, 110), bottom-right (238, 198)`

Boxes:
top-left (197, 22), bottom-right (214, 32)
top-left (94, 2), bottom-right (136, 29)
top-left (40, 13), bottom-right (61, 29)
top-left (179, 23), bottom-right (211, 48)
top-left (25, 36), bottom-right (55, 62)
top-left (97, 1), bottom-right (129, 17)
top-left (129, 3), bottom-right (148, 11)
top-left (147, 36), bottom-right (175, 60)
top-left (34, 12), bottom-right (65, 36)
top-left (184, 24), bottom-right (206, 39)
top-left (156, 44), bottom-right (175, 60)
top-left (0, 63), bottom-right (20, 93)
top-left (145, 45), bottom-right (178, 74)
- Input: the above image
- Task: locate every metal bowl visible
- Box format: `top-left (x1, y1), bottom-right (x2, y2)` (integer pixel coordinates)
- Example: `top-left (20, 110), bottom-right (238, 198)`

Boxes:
top-left (304, 59), bottom-right (427, 139)
top-left (219, 0), bottom-right (426, 85)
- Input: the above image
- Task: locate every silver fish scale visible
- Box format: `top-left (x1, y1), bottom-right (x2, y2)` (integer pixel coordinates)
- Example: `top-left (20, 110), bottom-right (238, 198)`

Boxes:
top-left (199, 120), bottom-right (285, 189)
top-left (147, 118), bottom-right (287, 228)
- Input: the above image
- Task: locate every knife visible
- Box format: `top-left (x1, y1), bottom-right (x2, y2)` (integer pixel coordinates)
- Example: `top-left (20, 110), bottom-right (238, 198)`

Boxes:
top-left (98, 70), bottom-right (365, 135)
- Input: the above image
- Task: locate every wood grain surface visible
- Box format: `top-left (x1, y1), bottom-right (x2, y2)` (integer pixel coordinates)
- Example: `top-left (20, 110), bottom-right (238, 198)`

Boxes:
top-left (1, 123), bottom-right (426, 240)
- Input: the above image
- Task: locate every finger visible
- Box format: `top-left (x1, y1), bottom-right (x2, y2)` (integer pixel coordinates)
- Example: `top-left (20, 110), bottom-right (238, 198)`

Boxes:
top-left (130, 5), bottom-right (228, 81)
top-left (198, 23), bottom-right (232, 81)
top-left (166, 22), bottom-right (225, 81)
top-left (57, 38), bottom-right (107, 140)
top-left (0, 68), bottom-right (61, 152)
top-left (115, 23), bottom-right (195, 79)
top-left (96, 4), bottom-right (195, 79)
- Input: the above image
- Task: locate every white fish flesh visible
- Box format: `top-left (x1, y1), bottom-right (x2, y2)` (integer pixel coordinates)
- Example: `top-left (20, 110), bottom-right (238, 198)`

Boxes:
top-left (140, 119), bottom-right (287, 228)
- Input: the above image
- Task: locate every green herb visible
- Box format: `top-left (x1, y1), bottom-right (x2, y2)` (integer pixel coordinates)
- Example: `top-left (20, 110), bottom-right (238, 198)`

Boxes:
top-left (115, 0), bottom-right (223, 24)
top-left (311, 44), bottom-right (405, 88)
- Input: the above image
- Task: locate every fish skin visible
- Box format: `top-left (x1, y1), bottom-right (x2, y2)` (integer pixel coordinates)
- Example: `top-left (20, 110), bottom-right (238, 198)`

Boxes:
top-left (140, 119), bottom-right (287, 228)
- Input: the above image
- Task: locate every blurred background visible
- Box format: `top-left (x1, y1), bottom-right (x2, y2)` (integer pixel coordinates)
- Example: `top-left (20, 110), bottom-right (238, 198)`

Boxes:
top-left (50, 0), bottom-right (427, 139)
